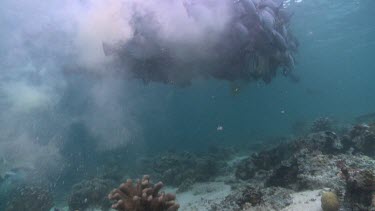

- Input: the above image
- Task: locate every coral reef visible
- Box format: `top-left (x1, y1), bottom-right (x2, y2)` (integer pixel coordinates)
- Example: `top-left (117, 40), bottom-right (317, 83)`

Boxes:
top-left (5, 185), bottom-right (53, 211)
top-left (339, 163), bottom-right (375, 210)
top-left (295, 152), bottom-right (345, 191)
top-left (294, 131), bottom-right (343, 154)
top-left (311, 117), bottom-right (334, 132)
top-left (232, 123), bottom-right (375, 210)
top-left (235, 158), bottom-right (257, 180)
top-left (235, 131), bottom-right (343, 182)
top-left (68, 178), bottom-right (115, 211)
top-left (266, 158), bottom-right (299, 189)
top-left (137, 149), bottom-right (232, 192)
top-left (321, 191), bottom-right (340, 211)
top-left (345, 123), bottom-right (375, 157)
top-left (108, 175), bottom-right (179, 211)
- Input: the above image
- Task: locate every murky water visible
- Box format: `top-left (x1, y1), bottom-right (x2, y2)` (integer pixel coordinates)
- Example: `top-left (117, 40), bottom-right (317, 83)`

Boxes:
top-left (0, 0), bottom-right (374, 210)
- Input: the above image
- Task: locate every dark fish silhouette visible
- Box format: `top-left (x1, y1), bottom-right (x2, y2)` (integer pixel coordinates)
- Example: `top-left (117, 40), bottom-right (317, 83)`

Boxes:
top-left (241, 0), bottom-right (257, 16)
top-left (272, 30), bottom-right (288, 51)
top-left (101, 0), bottom-right (299, 86)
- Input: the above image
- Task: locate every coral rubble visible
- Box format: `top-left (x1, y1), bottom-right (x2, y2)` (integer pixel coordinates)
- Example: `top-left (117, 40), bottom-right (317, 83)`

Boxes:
top-left (311, 117), bottom-right (334, 133)
top-left (214, 185), bottom-right (293, 210)
top-left (68, 178), bottom-right (115, 211)
top-left (5, 185), bottom-right (53, 211)
top-left (137, 149), bottom-right (232, 192)
top-left (108, 175), bottom-right (179, 211)
top-left (235, 131), bottom-right (344, 183)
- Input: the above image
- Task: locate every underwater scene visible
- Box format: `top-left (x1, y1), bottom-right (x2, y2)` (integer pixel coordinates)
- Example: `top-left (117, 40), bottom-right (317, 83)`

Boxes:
top-left (0, 0), bottom-right (375, 210)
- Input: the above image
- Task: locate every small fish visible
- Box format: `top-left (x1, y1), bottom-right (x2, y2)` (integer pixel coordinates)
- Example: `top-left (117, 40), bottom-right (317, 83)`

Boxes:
top-left (234, 22), bottom-right (250, 43)
top-left (217, 126), bottom-right (224, 131)
top-left (230, 81), bottom-right (246, 96)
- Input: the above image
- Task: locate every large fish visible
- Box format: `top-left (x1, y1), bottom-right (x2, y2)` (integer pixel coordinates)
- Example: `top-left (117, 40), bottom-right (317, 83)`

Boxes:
top-left (287, 33), bottom-right (299, 52)
top-left (263, 6), bottom-right (276, 17)
top-left (99, 0), bottom-right (298, 85)
top-left (280, 24), bottom-right (288, 38)
top-left (272, 30), bottom-right (288, 51)
top-left (241, 0), bottom-right (257, 16)
top-left (285, 52), bottom-right (295, 70)
top-left (236, 0), bottom-right (260, 27)
top-left (259, 0), bottom-right (283, 12)
top-left (251, 0), bottom-right (261, 6)
top-left (234, 22), bottom-right (251, 44)
top-left (259, 8), bottom-right (275, 32)
top-left (278, 8), bottom-right (294, 24)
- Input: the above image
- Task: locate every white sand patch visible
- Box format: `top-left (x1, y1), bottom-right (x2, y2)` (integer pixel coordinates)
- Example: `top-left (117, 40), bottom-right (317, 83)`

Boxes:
top-left (165, 181), bottom-right (231, 211)
top-left (282, 189), bottom-right (323, 211)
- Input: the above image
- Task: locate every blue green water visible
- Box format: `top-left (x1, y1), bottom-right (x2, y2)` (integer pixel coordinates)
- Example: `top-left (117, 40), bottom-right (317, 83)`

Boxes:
top-left (126, 0), bottom-right (375, 150)
top-left (0, 0), bottom-right (375, 208)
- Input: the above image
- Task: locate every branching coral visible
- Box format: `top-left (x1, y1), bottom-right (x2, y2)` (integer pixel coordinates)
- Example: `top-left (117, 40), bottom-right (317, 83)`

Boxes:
top-left (108, 175), bottom-right (179, 211)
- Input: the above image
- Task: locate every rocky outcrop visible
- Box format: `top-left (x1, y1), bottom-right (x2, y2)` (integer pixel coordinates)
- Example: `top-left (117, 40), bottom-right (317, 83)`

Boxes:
top-left (233, 124), bottom-right (375, 210)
